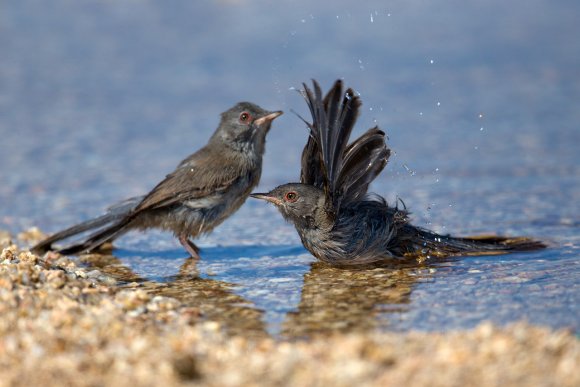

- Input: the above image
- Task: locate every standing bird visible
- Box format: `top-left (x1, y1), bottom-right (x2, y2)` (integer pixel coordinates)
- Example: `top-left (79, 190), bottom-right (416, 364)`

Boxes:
top-left (33, 102), bottom-right (282, 258)
top-left (251, 80), bottom-right (544, 267)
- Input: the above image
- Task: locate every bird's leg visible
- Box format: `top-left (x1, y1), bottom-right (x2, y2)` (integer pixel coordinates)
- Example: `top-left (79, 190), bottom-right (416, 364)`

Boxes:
top-left (178, 234), bottom-right (201, 260)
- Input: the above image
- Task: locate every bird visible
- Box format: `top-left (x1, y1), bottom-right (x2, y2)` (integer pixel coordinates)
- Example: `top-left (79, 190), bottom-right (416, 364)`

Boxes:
top-left (251, 80), bottom-right (544, 267)
top-left (33, 102), bottom-right (283, 259)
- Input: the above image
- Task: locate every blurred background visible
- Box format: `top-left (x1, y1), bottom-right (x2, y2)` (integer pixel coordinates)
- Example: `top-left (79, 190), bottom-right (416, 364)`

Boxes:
top-left (1, 0), bottom-right (578, 335)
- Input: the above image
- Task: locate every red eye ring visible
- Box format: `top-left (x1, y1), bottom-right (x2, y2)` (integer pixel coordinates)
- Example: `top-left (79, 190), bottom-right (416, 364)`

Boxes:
top-left (239, 112), bottom-right (252, 123)
top-left (284, 191), bottom-right (298, 202)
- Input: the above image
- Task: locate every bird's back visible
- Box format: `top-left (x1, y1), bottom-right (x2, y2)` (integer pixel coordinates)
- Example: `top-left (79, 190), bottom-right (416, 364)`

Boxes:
top-left (296, 198), bottom-right (407, 266)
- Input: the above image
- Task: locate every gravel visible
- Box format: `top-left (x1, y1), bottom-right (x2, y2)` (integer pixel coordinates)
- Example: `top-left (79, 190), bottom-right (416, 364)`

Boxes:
top-left (0, 232), bottom-right (578, 387)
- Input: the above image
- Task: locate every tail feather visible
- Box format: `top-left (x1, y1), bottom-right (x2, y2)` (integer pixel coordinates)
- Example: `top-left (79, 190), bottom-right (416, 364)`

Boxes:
top-left (401, 227), bottom-right (547, 258)
top-left (32, 213), bottom-right (121, 254)
top-left (31, 196), bottom-right (142, 255)
top-left (57, 219), bottom-right (130, 255)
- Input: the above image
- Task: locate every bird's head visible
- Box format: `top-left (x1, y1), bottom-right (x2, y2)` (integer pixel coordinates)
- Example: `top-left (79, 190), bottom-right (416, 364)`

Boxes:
top-left (251, 183), bottom-right (327, 229)
top-left (212, 102), bottom-right (282, 154)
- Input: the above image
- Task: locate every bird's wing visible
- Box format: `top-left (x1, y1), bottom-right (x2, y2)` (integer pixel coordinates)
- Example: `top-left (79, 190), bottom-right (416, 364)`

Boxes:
top-left (338, 127), bottom-right (390, 204)
top-left (300, 80), bottom-right (358, 203)
top-left (300, 130), bottom-right (324, 188)
top-left (132, 148), bottom-right (241, 213)
top-left (300, 79), bottom-right (389, 211)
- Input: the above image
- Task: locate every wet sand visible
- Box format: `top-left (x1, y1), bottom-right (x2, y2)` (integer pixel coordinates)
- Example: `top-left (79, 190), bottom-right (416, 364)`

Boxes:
top-left (0, 231), bottom-right (578, 387)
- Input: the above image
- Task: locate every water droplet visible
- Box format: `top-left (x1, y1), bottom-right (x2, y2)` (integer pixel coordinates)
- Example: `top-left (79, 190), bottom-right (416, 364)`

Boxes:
top-left (430, 59), bottom-right (434, 64)
top-left (436, 101), bottom-right (441, 106)
top-left (480, 127), bottom-right (484, 131)
top-left (478, 113), bottom-right (484, 118)
top-left (370, 13), bottom-right (374, 23)
top-left (403, 164), bottom-right (416, 176)
top-left (301, 19), bottom-right (306, 23)
top-left (419, 112), bottom-right (423, 116)
top-left (474, 146), bottom-right (479, 150)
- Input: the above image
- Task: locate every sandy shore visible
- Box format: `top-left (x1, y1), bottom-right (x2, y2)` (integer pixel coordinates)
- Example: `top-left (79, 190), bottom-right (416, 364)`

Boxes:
top-left (0, 231), bottom-right (578, 386)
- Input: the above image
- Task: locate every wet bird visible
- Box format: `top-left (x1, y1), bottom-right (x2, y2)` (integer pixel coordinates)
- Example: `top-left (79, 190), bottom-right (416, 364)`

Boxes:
top-left (251, 80), bottom-right (544, 267)
top-left (33, 102), bottom-right (283, 259)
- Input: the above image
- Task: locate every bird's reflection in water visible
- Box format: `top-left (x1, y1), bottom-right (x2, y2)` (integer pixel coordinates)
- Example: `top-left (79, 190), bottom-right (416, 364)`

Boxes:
top-left (281, 260), bottom-right (439, 339)
top-left (78, 248), bottom-right (444, 339)
top-left (78, 250), bottom-right (268, 338)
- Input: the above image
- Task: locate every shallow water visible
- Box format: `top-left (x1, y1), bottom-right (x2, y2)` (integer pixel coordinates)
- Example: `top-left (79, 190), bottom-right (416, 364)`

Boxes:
top-left (1, 0), bottom-right (578, 338)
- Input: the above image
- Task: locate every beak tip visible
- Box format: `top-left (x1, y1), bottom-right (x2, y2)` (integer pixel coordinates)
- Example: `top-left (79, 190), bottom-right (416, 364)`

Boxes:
top-left (254, 111), bottom-right (283, 126)
top-left (250, 192), bottom-right (281, 206)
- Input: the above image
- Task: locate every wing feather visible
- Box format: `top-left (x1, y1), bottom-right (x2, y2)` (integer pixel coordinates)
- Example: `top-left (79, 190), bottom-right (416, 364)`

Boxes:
top-left (299, 79), bottom-right (388, 212)
top-left (133, 147), bottom-right (240, 212)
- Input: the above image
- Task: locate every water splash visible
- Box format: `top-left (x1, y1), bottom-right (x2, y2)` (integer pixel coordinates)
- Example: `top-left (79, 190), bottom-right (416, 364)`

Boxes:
top-left (403, 163), bottom-right (417, 176)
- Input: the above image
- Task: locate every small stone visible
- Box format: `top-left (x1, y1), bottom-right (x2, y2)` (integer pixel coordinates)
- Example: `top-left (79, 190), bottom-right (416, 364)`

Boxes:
top-left (86, 270), bottom-right (103, 278)
top-left (98, 275), bottom-right (117, 286)
top-left (1, 247), bottom-right (17, 261)
top-left (46, 270), bottom-right (67, 289)
top-left (0, 231), bottom-right (13, 248)
top-left (173, 354), bottom-right (202, 381)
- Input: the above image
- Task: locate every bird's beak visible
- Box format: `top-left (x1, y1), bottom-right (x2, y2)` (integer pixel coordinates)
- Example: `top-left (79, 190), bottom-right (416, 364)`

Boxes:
top-left (253, 111), bottom-right (283, 127)
top-left (250, 193), bottom-right (282, 206)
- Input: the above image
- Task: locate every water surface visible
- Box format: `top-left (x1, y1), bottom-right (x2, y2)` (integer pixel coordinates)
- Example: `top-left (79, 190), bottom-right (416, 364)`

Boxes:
top-left (1, 0), bottom-right (578, 338)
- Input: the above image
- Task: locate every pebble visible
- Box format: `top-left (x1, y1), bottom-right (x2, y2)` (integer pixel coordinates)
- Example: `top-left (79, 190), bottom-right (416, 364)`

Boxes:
top-left (0, 237), bottom-right (578, 387)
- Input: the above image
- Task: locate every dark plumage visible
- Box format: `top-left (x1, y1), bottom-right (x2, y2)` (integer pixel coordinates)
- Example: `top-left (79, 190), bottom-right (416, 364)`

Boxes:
top-left (33, 102), bottom-right (282, 258)
top-left (252, 80), bottom-right (544, 267)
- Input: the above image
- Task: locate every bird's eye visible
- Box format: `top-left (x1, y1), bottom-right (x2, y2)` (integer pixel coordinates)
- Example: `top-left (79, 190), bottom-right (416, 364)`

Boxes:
top-left (284, 191), bottom-right (298, 202)
top-left (239, 112), bottom-right (252, 123)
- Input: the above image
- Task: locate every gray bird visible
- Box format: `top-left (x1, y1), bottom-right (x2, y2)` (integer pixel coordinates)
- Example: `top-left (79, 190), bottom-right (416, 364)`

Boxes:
top-left (33, 102), bottom-right (282, 258)
top-left (252, 80), bottom-right (544, 267)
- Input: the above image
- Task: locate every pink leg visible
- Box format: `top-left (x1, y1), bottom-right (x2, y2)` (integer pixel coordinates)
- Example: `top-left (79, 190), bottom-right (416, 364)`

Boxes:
top-left (178, 235), bottom-right (201, 260)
